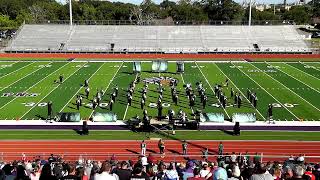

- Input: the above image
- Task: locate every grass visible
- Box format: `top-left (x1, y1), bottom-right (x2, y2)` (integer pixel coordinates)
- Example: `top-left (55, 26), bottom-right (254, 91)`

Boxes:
top-left (0, 61), bottom-right (319, 121)
top-left (0, 130), bottom-right (319, 141)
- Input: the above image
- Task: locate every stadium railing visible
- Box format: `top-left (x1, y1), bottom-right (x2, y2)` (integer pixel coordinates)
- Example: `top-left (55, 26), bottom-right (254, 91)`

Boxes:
top-left (4, 48), bottom-right (313, 54)
top-left (1, 152), bottom-right (319, 164)
top-left (25, 20), bottom-right (296, 26)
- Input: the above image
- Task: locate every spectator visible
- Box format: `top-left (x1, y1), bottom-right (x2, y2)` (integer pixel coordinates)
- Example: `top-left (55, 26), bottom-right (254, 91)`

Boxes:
top-left (39, 164), bottom-right (57, 180)
top-left (141, 156), bottom-right (148, 166)
top-left (213, 167), bottom-right (228, 180)
top-left (154, 163), bottom-right (166, 180)
top-left (289, 155), bottom-right (295, 162)
top-left (199, 162), bottom-right (210, 178)
top-left (113, 161), bottom-right (132, 180)
top-left (297, 155), bottom-right (305, 164)
top-left (94, 161), bottom-right (118, 180)
top-left (147, 154), bottom-right (154, 166)
top-left (183, 161), bottom-right (195, 180)
top-left (61, 164), bottom-right (77, 180)
top-left (76, 166), bottom-right (88, 180)
top-left (230, 152), bottom-right (237, 163)
top-left (304, 166), bottom-right (315, 180)
top-left (15, 165), bottom-right (30, 180)
top-left (228, 165), bottom-right (241, 180)
top-left (48, 154), bottom-right (56, 163)
top-left (249, 164), bottom-right (273, 180)
top-left (272, 168), bottom-right (281, 180)
top-left (291, 166), bottom-right (310, 180)
top-left (165, 162), bottom-right (179, 180)
top-left (130, 164), bottom-right (150, 180)
top-left (146, 165), bottom-right (155, 180)
top-left (253, 153), bottom-right (261, 165)
top-left (313, 164), bottom-right (320, 180)
top-left (283, 167), bottom-right (294, 180)
top-left (2, 164), bottom-right (15, 180)
top-left (29, 166), bottom-right (40, 180)
top-left (187, 168), bottom-right (205, 180)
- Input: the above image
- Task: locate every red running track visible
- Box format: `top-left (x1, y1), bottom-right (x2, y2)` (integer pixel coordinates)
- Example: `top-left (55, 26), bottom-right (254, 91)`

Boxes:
top-left (0, 140), bottom-right (319, 163)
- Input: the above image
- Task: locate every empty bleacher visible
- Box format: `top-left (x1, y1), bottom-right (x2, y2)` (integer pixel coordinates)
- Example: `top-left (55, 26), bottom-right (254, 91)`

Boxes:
top-left (7, 24), bottom-right (310, 53)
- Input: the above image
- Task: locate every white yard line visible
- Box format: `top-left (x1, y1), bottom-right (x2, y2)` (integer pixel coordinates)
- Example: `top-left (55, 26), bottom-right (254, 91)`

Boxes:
top-left (122, 73), bottom-right (138, 121)
top-left (216, 63), bottom-right (266, 120)
top-left (0, 62), bottom-right (47, 92)
top-left (269, 62), bottom-right (320, 94)
top-left (0, 62), bottom-right (35, 80)
top-left (236, 64), bottom-right (300, 120)
top-left (180, 73), bottom-right (185, 84)
top-left (89, 62), bottom-right (123, 118)
top-left (20, 63), bottom-right (86, 119)
top-left (252, 63), bottom-right (320, 113)
top-left (59, 63), bottom-right (104, 113)
top-left (0, 62), bottom-right (71, 110)
top-left (195, 62), bottom-right (230, 119)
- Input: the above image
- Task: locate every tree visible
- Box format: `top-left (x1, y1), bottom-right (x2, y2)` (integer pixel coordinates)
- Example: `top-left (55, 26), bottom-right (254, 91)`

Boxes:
top-left (0, 14), bottom-right (18, 28)
top-left (284, 5), bottom-right (311, 24)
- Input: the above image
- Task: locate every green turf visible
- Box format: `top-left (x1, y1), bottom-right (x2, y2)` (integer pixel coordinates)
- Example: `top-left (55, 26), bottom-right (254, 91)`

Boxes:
top-left (238, 63), bottom-right (320, 120)
top-left (0, 61), bottom-right (319, 121)
top-left (22, 63), bottom-right (103, 119)
top-left (0, 130), bottom-right (319, 141)
top-left (253, 63), bottom-right (320, 111)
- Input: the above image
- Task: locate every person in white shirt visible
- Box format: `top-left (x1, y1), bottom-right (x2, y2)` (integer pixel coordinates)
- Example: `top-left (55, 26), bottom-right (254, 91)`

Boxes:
top-left (94, 161), bottom-right (118, 180)
top-left (230, 152), bottom-right (237, 163)
top-left (200, 162), bottom-right (210, 178)
top-left (165, 163), bottom-right (179, 180)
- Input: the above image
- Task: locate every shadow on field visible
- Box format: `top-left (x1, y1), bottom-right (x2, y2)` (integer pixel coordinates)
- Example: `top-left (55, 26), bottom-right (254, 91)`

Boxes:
top-left (219, 128), bottom-right (234, 136)
top-left (126, 149), bottom-right (139, 155)
top-left (153, 129), bottom-right (218, 155)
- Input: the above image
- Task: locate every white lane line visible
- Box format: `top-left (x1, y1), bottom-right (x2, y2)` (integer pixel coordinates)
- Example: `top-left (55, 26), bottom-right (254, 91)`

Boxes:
top-left (89, 62), bottom-right (123, 118)
top-left (20, 63), bottom-right (86, 119)
top-left (236, 63), bottom-right (300, 120)
top-left (251, 63), bottom-right (320, 113)
top-left (0, 62), bottom-right (47, 92)
top-left (123, 73), bottom-right (138, 121)
top-left (0, 62), bottom-right (35, 80)
top-left (215, 63), bottom-right (266, 120)
top-left (59, 63), bottom-right (104, 113)
top-left (195, 62), bottom-right (230, 119)
top-left (271, 62), bottom-right (320, 94)
top-left (0, 62), bottom-right (71, 110)
top-left (180, 73), bottom-right (185, 84)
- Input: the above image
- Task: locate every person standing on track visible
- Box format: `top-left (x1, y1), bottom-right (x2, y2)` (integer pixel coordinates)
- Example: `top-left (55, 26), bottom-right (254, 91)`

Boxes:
top-left (218, 142), bottom-right (224, 156)
top-left (182, 140), bottom-right (188, 155)
top-left (202, 148), bottom-right (209, 161)
top-left (141, 140), bottom-right (147, 156)
top-left (158, 139), bottom-right (165, 155)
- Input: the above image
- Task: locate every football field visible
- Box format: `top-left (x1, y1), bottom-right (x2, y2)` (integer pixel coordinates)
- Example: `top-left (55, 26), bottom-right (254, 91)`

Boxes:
top-left (0, 60), bottom-right (319, 121)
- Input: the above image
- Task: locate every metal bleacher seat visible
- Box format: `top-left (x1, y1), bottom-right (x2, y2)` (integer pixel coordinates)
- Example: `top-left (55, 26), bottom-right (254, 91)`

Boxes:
top-left (7, 24), bottom-right (310, 53)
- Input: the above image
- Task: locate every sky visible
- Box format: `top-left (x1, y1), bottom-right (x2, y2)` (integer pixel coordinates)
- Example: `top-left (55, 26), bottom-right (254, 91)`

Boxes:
top-left (57, 0), bottom-right (297, 5)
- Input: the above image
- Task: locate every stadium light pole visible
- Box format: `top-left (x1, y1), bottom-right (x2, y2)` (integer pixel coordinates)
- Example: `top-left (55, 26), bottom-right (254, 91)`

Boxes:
top-left (248, 0), bottom-right (252, 26)
top-left (69, 0), bottom-right (73, 26)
